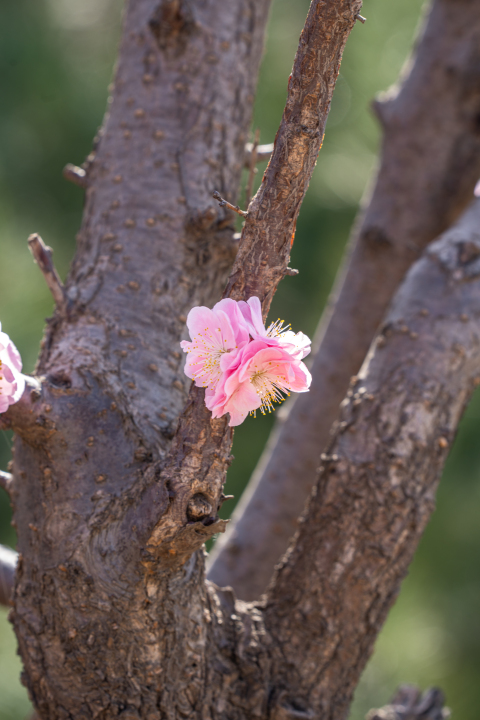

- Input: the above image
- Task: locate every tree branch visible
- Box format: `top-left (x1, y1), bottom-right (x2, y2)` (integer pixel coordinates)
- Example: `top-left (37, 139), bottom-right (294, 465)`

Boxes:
top-left (0, 545), bottom-right (17, 607)
top-left (144, 0), bottom-right (363, 566)
top-left (224, 0), bottom-right (362, 307)
top-left (208, 0), bottom-right (480, 599)
top-left (263, 197), bottom-right (480, 719)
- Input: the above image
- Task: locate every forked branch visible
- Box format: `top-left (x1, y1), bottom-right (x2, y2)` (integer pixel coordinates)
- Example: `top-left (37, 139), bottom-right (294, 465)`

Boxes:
top-left (208, 0), bottom-right (480, 598)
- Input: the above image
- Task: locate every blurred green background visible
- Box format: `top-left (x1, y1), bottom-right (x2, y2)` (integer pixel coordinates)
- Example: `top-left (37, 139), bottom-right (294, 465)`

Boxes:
top-left (1, 0), bottom-right (479, 718)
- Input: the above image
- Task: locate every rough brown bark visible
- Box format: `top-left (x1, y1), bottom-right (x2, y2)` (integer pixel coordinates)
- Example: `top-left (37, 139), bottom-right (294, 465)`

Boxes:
top-left (5, 1), bottom-right (363, 718)
top-left (262, 197), bottom-right (480, 719)
top-left (11, 187), bottom-right (479, 719)
top-left (208, 0), bottom-right (480, 600)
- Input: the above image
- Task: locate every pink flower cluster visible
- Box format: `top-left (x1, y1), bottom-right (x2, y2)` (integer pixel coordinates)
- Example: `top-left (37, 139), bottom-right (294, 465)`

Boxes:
top-left (181, 297), bottom-right (311, 426)
top-left (0, 324), bottom-right (25, 413)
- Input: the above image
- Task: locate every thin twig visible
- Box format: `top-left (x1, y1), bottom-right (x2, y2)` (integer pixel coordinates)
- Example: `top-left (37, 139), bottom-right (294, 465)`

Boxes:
top-left (244, 142), bottom-right (274, 167)
top-left (28, 233), bottom-right (68, 313)
top-left (0, 471), bottom-right (13, 495)
top-left (0, 544), bottom-right (17, 607)
top-left (212, 190), bottom-right (248, 218)
top-left (245, 128), bottom-right (260, 208)
top-left (63, 163), bottom-right (87, 188)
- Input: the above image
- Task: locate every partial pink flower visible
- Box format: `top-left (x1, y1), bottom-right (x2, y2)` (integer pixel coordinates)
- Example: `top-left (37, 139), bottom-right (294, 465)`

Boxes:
top-left (206, 340), bottom-right (311, 427)
top-left (238, 296), bottom-right (311, 359)
top-left (180, 298), bottom-right (250, 390)
top-left (0, 324), bottom-right (25, 414)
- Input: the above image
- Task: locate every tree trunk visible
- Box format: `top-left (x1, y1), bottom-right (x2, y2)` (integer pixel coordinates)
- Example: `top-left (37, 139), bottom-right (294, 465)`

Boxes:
top-left (9, 0), bottom-right (273, 715)
top-left (5, 0), bottom-right (479, 718)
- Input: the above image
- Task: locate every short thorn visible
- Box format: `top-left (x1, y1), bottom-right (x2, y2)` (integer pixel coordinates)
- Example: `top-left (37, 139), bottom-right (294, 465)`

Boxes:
top-left (212, 190), bottom-right (248, 218)
top-left (63, 163), bottom-right (87, 188)
top-left (355, 13), bottom-right (366, 23)
top-left (218, 494), bottom-right (234, 508)
top-left (28, 233), bottom-right (68, 313)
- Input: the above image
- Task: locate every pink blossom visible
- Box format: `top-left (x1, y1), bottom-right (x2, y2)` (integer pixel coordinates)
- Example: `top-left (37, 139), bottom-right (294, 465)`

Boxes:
top-left (0, 324), bottom-right (25, 414)
top-left (206, 340), bottom-right (311, 427)
top-left (180, 298), bottom-right (250, 390)
top-left (181, 296), bottom-right (312, 426)
top-left (238, 296), bottom-right (311, 359)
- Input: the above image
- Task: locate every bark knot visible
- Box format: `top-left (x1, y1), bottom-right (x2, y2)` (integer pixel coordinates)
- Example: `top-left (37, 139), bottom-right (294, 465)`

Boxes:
top-left (149, 0), bottom-right (195, 52)
top-left (186, 493), bottom-right (214, 522)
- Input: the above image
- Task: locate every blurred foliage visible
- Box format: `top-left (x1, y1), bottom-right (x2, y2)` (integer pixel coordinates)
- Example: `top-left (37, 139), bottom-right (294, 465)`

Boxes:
top-left (0, 0), bottom-right (479, 718)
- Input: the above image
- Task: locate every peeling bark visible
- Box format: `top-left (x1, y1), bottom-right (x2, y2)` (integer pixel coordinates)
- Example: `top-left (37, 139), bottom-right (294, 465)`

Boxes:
top-left (208, 0), bottom-right (480, 600)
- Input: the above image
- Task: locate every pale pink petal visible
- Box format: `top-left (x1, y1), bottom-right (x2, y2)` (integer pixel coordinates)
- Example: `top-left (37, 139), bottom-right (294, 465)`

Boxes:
top-left (0, 330), bottom-right (26, 412)
top-left (286, 361), bottom-right (311, 392)
top-left (238, 296), bottom-right (266, 339)
top-left (215, 309), bottom-right (237, 352)
top-left (224, 381), bottom-right (261, 426)
top-left (6, 341), bottom-right (23, 372)
top-left (181, 302), bottom-right (250, 391)
top-left (278, 330), bottom-right (311, 360)
top-left (185, 306), bottom-right (216, 338)
top-left (213, 298), bottom-right (250, 346)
